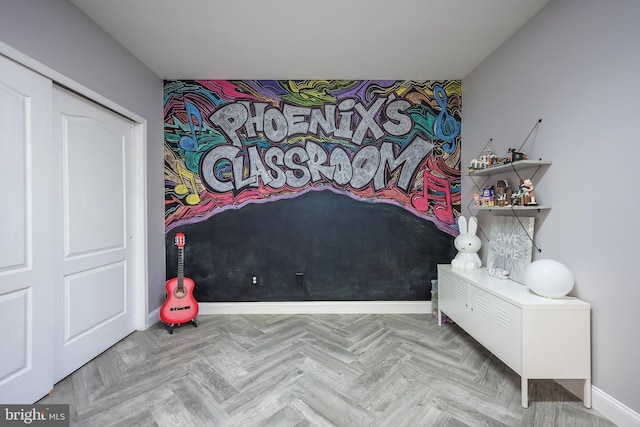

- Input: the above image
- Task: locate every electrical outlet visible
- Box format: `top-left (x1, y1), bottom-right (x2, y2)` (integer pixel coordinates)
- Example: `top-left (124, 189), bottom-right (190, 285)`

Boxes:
top-left (251, 275), bottom-right (258, 285)
top-left (295, 272), bottom-right (304, 286)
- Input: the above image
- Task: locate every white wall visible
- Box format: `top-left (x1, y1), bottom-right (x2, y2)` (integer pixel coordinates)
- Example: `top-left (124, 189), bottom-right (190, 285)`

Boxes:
top-left (0, 0), bottom-right (166, 313)
top-left (463, 0), bottom-right (640, 415)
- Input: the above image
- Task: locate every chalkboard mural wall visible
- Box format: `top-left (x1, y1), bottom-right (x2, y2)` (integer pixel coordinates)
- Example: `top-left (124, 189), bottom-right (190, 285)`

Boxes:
top-left (164, 80), bottom-right (461, 302)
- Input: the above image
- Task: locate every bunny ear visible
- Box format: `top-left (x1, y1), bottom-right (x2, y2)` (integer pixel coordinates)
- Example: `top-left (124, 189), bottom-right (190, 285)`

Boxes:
top-left (458, 216), bottom-right (467, 234)
top-left (467, 216), bottom-right (478, 235)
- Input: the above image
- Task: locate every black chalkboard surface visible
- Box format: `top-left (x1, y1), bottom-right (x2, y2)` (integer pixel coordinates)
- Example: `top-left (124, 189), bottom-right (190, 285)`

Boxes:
top-left (166, 190), bottom-right (456, 302)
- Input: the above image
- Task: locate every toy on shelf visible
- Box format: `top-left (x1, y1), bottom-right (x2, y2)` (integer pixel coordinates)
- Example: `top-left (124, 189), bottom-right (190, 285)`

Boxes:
top-left (451, 216), bottom-right (482, 270)
top-left (469, 148), bottom-right (528, 173)
top-left (474, 177), bottom-right (539, 208)
top-left (482, 186), bottom-right (495, 206)
top-left (474, 186), bottom-right (495, 207)
top-left (474, 182), bottom-right (523, 207)
top-left (469, 154), bottom-right (490, 171)
top-left (519, 179), bottom-right (537, 206)
top-left (508, 148), bottom-right (528, 162)
top-left (495, 179), bottom-right (512, 207)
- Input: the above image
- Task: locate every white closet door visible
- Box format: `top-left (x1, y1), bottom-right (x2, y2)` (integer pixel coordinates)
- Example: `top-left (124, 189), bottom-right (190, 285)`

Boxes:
top-left (0, 56), bottom-right (54, 403)
top-left (53, 87), bottom-right (136, 381)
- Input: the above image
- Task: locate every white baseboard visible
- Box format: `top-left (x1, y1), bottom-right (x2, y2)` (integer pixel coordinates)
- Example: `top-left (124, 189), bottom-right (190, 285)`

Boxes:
top-left (146, 301), bottom-right (430, 327)
top-left (591, 385), bottom-right (640, 427)
top-left (555, 379), bottom-right (640, 426)
top-left (146, 306), bottom-right (160, 328)
top-left (198, 300), bottom-right (431, 315)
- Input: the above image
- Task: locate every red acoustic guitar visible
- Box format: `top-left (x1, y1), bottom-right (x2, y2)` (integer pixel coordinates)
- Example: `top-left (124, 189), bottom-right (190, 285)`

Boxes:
top-left (160, 232), bottom-right (198, 333)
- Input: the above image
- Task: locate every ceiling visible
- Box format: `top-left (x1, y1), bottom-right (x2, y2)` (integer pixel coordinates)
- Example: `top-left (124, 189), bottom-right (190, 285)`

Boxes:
top-left (69, 0), bottom-right (551, 80)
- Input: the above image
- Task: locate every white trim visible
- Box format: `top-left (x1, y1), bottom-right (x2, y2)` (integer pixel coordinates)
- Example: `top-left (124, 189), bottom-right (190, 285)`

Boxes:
top-left (147, 306), bottom-right (160, 329)
top-left (132, 122), bottom-right (149, 330)
top-left (591, 385), bottom-right (640, 427)
top-left (556, 379), bottom-right (640, 426)
top-left (0, 41), bottom-right (145, 124)
top-left (196, 301), bottom-right (431, 315)
top-left (146, 301), bottom-right (431, 326)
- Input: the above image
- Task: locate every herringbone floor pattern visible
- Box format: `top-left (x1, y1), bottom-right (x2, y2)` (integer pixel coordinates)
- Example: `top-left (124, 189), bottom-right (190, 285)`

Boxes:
top-left (39, 314), bottom-right (615, 426)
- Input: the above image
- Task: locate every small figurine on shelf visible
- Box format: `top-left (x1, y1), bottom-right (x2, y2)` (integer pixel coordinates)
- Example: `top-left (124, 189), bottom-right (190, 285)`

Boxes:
top-left (483, 149), bottom-right (497, 167)
top-left (495, 179), bottom-right (511, 207)
top-left (469, 158), bottom-right (485, 172)
top-left (469, 155), bottom-right (488, 171)
top-left (508, 148), bottom-right (528, 162)
top-left (520, 178), bottom-right (537, 205)
top-left (451, 216), bottom-right (482, 270)
top-left (469, 149), bottom-right (498, 172)
top-left (511, 186), bottom-right (522, 206)
top-left (493, 155), bottom-right (508, 166)
top-left (480, 186), bottom-right (495, 206)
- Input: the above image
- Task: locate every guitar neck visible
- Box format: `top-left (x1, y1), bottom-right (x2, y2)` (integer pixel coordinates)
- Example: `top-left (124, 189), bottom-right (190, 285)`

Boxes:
top-left (177, 247), bottom-right (184, 291)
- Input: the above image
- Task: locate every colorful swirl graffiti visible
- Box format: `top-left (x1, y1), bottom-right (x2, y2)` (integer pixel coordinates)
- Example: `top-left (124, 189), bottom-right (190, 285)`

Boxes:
top-left (164, 80), bottom-right (461, 234)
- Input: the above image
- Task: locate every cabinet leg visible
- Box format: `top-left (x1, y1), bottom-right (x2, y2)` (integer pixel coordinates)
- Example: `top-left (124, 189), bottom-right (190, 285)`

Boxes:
top-left (583, 378), bottom-right (592, 408)
top-left (438, 308), bottom-right (442, 326)
top-left (521, 377), bottom-right (529, 408)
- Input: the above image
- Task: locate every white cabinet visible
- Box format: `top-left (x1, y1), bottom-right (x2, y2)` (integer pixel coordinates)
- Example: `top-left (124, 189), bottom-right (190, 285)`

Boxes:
top-left (437, 264), bottom-right (591, 408)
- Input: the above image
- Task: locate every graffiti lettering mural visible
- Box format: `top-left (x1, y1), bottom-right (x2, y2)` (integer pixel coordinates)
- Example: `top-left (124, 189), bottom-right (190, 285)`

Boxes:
top-left (164, 80), bottom-right (461, 235)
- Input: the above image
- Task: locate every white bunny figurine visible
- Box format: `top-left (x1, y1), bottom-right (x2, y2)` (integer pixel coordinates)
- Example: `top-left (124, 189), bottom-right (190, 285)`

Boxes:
top-left (451, 215), bottom-right (482, 270)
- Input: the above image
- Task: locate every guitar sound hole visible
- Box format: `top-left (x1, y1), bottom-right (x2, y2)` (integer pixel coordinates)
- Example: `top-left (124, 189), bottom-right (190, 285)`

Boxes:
top-left (175, 289), bottom-right (186, 298)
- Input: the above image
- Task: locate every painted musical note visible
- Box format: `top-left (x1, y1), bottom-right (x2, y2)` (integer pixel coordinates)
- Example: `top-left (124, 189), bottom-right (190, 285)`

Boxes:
top-left (411, 170), bottom-right (454, 224)
top-left (433, 85), bottom-right (459, 154)
top-left (179, 101), bottom-right (202, 152)
top-left (174, 163), bottom-right (201, 205)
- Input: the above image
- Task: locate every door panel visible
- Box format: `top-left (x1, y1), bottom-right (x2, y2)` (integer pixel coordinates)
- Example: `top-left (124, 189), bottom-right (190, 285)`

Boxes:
top-left (64, 262), bottom-right (126, 343)
top-left (64, 116), bottom-right (125, 255)
top-left (53, 87), bottom-right (135, 381)
top-left (0, 56), bottom-right (54, 403)
top-left (0, 290), bottom-right (29, 378)
top-left (0, 80), bottom-right (27, 270)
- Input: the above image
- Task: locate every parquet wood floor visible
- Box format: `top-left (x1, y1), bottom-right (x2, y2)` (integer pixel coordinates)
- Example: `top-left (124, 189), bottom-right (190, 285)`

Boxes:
top-left (38, 314), bottom-right (615, 426)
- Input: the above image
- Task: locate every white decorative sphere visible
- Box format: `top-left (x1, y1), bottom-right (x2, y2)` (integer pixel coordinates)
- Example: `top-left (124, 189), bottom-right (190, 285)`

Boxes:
top-left (524, 259), bottom-right (574, 298)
